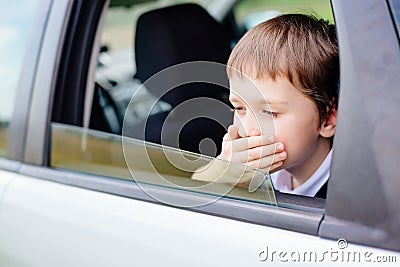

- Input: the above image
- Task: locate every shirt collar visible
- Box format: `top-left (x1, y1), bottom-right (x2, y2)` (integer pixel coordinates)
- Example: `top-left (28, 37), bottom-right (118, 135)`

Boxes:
top-left (270, 150), bottom-right (332, 197)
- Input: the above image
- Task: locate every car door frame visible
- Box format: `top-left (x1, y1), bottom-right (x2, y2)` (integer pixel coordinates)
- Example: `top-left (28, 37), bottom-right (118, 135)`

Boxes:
top-left (319, 0), bottom-right (400, 252)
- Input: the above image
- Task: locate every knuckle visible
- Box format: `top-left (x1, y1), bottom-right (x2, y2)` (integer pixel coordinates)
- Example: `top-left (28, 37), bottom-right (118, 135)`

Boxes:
top-left (222, 146), bottom-right (231, 156)
top-left (220, 143), bottom-right (233, 157)
top-left (248, 137), bottom-right (259, 148)
top-left (248, 159), bottom-right (261, 168)
top-left (248, 148), bottom-right (260, 161)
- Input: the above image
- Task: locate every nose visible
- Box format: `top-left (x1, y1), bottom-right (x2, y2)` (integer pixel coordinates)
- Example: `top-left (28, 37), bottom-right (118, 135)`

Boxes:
top-left (240, 112), bottom-right (261, 137)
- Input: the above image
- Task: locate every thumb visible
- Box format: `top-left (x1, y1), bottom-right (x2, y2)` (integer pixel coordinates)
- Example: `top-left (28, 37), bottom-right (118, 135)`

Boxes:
top-left (227, 125), bottom-right (240, 141)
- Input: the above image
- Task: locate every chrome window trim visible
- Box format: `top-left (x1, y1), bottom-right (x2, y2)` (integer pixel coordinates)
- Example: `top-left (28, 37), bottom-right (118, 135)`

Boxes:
top-left (24, 0), bottom-right (74, 165)
top-left (0, 158), bottom-right (22, 173)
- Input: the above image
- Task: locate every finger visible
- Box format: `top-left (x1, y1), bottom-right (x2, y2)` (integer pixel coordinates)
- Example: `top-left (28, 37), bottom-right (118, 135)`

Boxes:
top-left (251, 163), bottom-right (284, 179)
top-left (268, 161), bottom-right (284, 173)
top-left (228, 125), bottom-right (240, 140)
top-left (231, 135), bottom-right (276, 152)
top-left (245, 151), bottom-right (287, 169)
top-left (222, 133), bottom-right (230, 142)
top-left (223, 125), bottom-right (240, 141)
top-left (255, 160), bottom-right (284, 174)
top-left (236, 142), bottom-right (284, 162)
top-left (230, 135), bottom-right (271, 152)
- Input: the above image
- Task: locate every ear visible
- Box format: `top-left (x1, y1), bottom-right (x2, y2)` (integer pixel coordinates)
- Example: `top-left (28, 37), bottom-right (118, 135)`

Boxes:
top-left (319, 105), bottom-right (337, 138)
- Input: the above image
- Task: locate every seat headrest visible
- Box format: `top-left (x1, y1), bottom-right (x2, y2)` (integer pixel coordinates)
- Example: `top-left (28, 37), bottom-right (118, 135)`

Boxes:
top-left (134, 3), bottom-right (231, 106)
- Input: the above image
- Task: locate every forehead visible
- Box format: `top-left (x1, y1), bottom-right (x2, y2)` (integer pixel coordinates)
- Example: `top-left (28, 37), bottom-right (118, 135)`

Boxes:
top-left (229, 76), bottom-right (300, 106)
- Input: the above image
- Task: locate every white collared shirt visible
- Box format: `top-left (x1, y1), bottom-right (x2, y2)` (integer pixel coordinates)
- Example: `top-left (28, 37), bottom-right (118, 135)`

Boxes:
top-left (270, 150), bottom-right (332, 197)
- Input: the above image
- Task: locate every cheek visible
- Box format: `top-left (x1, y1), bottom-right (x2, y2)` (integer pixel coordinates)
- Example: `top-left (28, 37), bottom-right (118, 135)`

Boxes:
top-left (274, 116), bottom-right (320, 163)
top-left (258, 116), bottom-right (275, 136)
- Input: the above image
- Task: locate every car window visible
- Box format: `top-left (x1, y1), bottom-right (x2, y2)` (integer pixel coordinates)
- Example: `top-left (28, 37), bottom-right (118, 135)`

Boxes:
top-left (50, 0), bottom-right (335, 207)
top-left (0, 0), bottom-right (40, 157)
top-left (51, 123), bottom-right (276, 206)
top-left (50, 0), bottom-right (279, 207)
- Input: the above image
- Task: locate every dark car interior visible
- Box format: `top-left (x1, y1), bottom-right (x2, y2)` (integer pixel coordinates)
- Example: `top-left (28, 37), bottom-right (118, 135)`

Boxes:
top-left (54, 2), bottom-right (241, 156)
top-left (124, 3), bottom-right (233, 155)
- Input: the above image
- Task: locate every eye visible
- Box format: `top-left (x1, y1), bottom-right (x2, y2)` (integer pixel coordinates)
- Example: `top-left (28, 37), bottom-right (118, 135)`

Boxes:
top-left (230, 106), bottom-right (246, 115)
top-left (263, 110), bottom-right (279, 117)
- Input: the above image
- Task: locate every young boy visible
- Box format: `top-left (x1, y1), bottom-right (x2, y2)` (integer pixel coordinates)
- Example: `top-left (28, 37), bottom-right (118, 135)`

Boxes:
top-left (192, 14), bottom-right (339, 198)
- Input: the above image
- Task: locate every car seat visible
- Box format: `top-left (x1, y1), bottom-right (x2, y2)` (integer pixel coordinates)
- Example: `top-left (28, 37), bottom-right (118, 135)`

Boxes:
top-left (126, 3), bottom-right (233, 156)
top-left (90, 83), bottom-right (122, 135)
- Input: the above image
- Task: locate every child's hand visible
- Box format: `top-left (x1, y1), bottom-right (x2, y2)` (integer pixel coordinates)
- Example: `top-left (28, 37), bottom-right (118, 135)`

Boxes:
top-left (191, 125), bottom-right (287, 190)
top-left (217, 125), bottom-right (286, 174)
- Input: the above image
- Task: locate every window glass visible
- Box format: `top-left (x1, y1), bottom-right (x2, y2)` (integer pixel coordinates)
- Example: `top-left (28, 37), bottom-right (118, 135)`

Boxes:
top-left (0, 0), bottom-right (40, 156)
top-left (61, 0), bottom-right (277, 206)
top-left (388, 0), bottom-right (400, 37)
top-left (51, 123), bottom-right (276, 206)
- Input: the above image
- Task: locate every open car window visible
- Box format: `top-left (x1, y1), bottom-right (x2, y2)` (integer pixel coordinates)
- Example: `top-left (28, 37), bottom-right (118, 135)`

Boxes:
top-left (51, 122), bottom-right (276, 207)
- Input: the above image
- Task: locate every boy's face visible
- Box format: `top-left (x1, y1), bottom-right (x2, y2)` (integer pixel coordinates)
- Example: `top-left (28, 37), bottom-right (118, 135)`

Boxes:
top-left (229, 76), bottom-right (326, 171)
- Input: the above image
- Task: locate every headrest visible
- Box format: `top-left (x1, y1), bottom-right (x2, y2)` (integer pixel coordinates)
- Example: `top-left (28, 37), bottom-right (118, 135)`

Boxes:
top-left (134, 3), bottom-right (231, 106)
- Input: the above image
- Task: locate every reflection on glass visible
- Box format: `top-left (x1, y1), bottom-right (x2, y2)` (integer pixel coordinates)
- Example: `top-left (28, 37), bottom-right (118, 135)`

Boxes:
top-left (234, 0), bottom-right (334, 28)
top-left (51, 123), bottom-right (276, 206)
top-left (0, 126), bottom-right (7, 157)
top-left (0, 0), bottom-right (40, 156)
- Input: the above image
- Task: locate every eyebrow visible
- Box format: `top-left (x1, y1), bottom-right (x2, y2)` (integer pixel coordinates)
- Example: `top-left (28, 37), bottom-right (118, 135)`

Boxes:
top-left (229, 95), bottom-right (242, 103)
top-left (266, 99), bottom-right (288, 106)
top-left (229, 95), bottom-right (288, 106)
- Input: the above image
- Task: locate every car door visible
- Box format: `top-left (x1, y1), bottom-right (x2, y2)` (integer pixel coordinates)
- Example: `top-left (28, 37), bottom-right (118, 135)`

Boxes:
top-left (319, 0), bottom-right (400, 252)
top-left (0, 0), bottom-right (400, 266)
